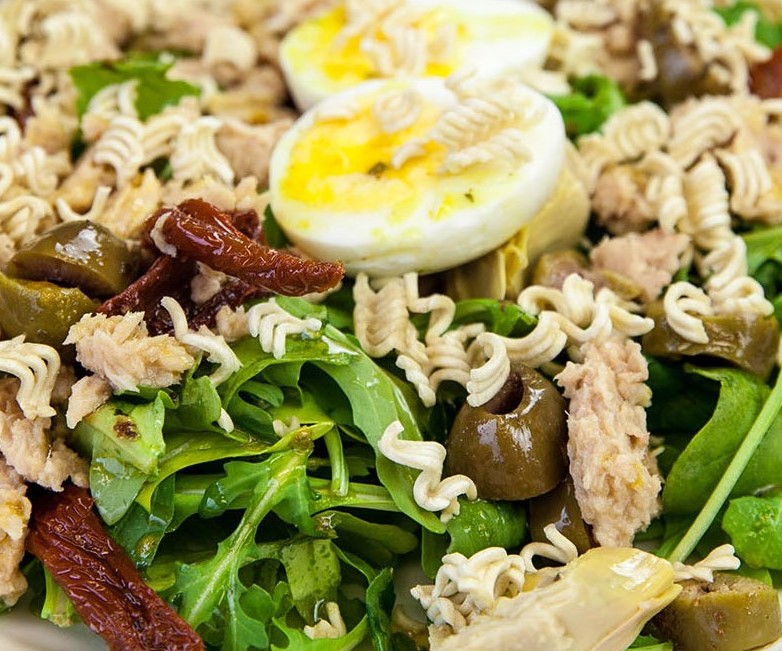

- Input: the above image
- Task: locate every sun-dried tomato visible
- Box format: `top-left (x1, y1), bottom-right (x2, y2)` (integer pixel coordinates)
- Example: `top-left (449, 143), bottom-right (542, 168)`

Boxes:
top-left (750, 45), bottom-right (782, 98)
top-left (146, 199), bottom-right (343, 296)
top-left (27, 485), bottom-right (204, 651)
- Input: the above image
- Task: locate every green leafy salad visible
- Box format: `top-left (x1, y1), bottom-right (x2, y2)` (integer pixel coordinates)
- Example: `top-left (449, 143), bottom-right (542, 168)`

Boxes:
top-left (3, 1), bottom-right (782, 651)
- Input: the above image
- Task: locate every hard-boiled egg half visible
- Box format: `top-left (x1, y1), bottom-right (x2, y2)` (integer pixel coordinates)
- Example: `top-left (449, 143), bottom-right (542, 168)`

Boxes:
top-left (268, 73), bottom-right (567, 277)
top-left (280, 0), bottom-right (554, 110)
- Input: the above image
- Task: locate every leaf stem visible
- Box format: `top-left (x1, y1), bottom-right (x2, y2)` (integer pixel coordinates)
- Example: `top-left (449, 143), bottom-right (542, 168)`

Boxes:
top-left (668, 369), bottom-right (782, 564)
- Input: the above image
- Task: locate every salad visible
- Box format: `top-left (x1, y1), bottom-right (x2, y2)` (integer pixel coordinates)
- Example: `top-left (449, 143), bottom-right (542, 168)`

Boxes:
top-left (0, 0), bottom-right (781, 650)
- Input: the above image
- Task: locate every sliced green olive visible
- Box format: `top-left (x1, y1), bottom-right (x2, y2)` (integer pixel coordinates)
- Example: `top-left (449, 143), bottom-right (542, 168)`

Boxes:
top-left (8, 220), bottom-right (138, 297)
top-left (528, 477), bottom-right (594, 555)
top-left (652, 573), bottom-right (782, 651)
top-left (445, 362), bottom-right (568, 500)
top-left (642, 301), bottom-right (779, 379)
top-left (0, 271), bottom-right (98, 348)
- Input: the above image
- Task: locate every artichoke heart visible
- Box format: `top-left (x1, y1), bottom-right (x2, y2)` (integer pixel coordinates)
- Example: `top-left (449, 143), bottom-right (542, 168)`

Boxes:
top-left (444, 148), bottom-right (590, 301)
top-left (431, 547), bottom-right (681, 651)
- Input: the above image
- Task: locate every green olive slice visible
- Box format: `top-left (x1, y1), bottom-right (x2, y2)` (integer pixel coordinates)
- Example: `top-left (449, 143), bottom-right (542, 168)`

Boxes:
top-left (652, 573), bottom-right (782, 651)
top-left (9, 220), bottom-right (138, 297)
top-left (445, 362), bottom-right (568, 500)
top-left (0, 271), bottom-right (98, 348)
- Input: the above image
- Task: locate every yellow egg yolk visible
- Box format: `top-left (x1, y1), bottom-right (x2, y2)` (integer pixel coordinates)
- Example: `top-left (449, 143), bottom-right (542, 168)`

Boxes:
top-left (283, 4), bottom-right (551, 86)
top-left (278, 88), bottom-right (522, 240)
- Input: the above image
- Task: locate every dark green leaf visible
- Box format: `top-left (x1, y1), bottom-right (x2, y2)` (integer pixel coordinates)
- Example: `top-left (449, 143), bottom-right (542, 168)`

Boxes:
top-left (165, 374), bottom-right (226, 433)
top-left (135, 430), bottom-right (269, 511)
top-left (73, 395), bottom-right (166, 474)
top-left (365, 568), bottom-right (395, 651)
top-left (88, 447), bottom-right (148, 524)
top-left (723, 490), bottom-right (782, 569)
top-left (663, 367), bottom-right (782, 514)
top-left (175, 448), bottom-right (311, 630)
top-left (111, 475), bottom-right (176, 567)
top-left (451, 299), bottom-right (536, 337)
top-left (69, 56), bottom-right (200, 120)
top-left (645, 357), bottom-right (718, 435)
top-left (316, 326), bottom-right (445, 533)
top-left (280, 538), bottom-right (341, 622)
top-left (263, 205), bottom-right (290, 249)
top-left (548, 75), bottom-right (626, 138)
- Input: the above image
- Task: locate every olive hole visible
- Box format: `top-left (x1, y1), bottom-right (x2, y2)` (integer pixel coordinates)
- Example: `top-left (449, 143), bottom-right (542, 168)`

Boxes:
top-left (483, 370), bottom-right (524, 415)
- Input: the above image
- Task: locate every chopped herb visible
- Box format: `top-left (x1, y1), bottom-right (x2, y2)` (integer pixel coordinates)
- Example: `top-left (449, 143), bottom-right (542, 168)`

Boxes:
top-left (367, 162), bottom-right (388, 178)
top-left (464, 191), bottom-right (475, 202)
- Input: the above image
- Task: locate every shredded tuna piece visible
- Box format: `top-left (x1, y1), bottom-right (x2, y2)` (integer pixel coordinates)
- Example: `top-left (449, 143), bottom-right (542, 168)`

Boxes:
top-left (590, 229), bottom-right (691, 302)
top-left (555, 340), bottom-right (661, 547)
top-left (0, 457), bottom-right (30, 608)
top-left (65, 312), bottom-right (195, 393)
top-left (0, 378), bottom-right (88, 491)
top-left (66, 375), bottom-right (113, 429)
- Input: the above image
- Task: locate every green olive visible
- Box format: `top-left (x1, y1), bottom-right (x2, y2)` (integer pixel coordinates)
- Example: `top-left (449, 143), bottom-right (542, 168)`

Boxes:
top-left (0, 271), bottom-right (98, 348)
top-left (444, 362), bottom-right (568, 500)
top-left (652, 573), bottom-right (782, 651)
top-left (8, 220), bottom-right (138, 297)
top-left (528, 477), bottom-right (594, 555)
top-left (642, 301), bottom-right (779, 379)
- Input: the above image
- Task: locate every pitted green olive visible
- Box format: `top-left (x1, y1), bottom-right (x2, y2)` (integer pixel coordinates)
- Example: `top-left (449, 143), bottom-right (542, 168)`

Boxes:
top-left (0, 271), bottom-right (98, 348)
top-left (652, 573), bottom-right (782, 651)
top-left (444, 362), bottom-right (568, 501)
top-left (8, 220), bottom-right (138, 297)
top-left (528, 477), bottom-right (594, 555)
top-left (642, 301), bottom-right (779, 379)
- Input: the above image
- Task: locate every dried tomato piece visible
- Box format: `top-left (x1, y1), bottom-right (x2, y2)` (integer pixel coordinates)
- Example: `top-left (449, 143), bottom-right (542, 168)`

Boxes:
top-left (750, 45), bottom-right (782, 98)
top-left (27, 485), bottom-right (204, 651)
top-left (147, 199), bottom-right (343, 296)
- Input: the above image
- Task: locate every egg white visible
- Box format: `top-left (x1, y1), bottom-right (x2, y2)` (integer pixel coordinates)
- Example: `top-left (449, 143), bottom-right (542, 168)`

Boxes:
top-left (268, 76), bottom-right (566, 277)
top-left (280, 0), bottom-right (554, 111)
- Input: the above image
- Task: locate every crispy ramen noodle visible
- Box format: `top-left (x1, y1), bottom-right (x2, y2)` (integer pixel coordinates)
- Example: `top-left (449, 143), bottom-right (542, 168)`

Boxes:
top-left (245, 298), bottom-right (323, 359)
top-left (0, 336), bottom-right (60, 419)
top-left (378, 420), bottom-right (476, 522)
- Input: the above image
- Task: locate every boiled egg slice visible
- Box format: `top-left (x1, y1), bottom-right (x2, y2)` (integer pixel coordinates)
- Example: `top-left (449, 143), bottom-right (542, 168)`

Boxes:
top-left (268, 74), bottom-right (566, 277)
top-left (280, 0), bottom-right (554, 111)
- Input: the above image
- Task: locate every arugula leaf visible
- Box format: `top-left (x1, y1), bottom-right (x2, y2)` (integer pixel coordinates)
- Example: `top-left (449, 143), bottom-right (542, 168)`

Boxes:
top-left (668, 368), bottom-right (782, 563)
top-left (365, 568), bottom-right (395, 651)
top-left (317, 326), bottom-right (446, 533)
top-left (280, 538), bottom-right (341, 622)
top-left (628, 634), bottom-right (673, 650)
top-left (175, 447), bottom-right (311, 630)
top-left (71, 395), bottom-right (167, 523)
top-left (163, 374), bottom-right (226, 434)
top-left (69, 56), bottom-right (200, 120)
top-left (111, 475), bottom-right (176, 567)
top-left (548, 75), bottom-right (626, 138)
top-left (452, 299), bottom-right (536, 337)
top-left (315, 510), bottom-right (418, 567)
top-left (72, 395), bottom-right (166, 474)
top-left (723, 490), bottom-right (782, 569)
top-left (646, 357), bottom-right (718, 435)
top-left (135, 430), bottom-right (269, 511)
top-left (663, 367), bottom-right (782, 514)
